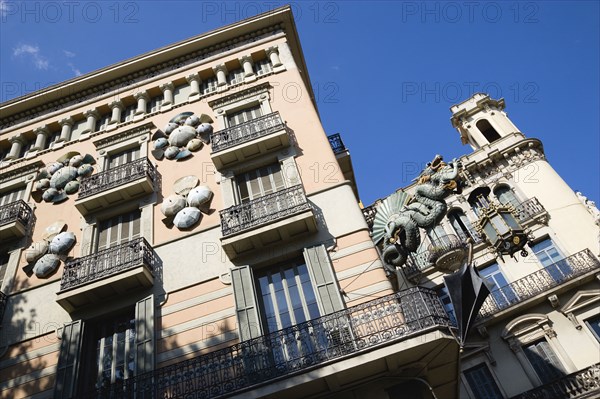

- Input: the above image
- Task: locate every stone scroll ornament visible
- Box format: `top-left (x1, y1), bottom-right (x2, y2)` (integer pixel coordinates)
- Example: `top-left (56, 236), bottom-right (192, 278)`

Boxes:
top-left (151, 112), bottom-right (214, 161)
top-left (160, 175), bottom-right (214, 230)
top-left (32, 152), bottom-right (96, 203)
top-left (24, 221), bottom-right (76, 278)
top-left (372, 155), bottom-right (465, 273)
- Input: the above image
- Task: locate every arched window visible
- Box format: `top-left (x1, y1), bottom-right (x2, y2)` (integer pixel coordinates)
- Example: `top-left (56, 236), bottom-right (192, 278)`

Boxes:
top-left (476, 119), bottom-right (501, 143)
top-left (448, 209), bottom-right (477, 242)
top-left (494, 185), bottom-right (520, 209)
top-left (468, 186), bottom-right (491, 216)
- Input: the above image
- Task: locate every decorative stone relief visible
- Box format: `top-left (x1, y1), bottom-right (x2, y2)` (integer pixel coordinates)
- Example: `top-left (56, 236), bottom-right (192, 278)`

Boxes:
top-left (24, 221), bottom-right (77, 278)
top-left (160, 175), bottom-right (214, 230)
top-left (32, 152), bottom-right (96, 203)
top-left (151, 112), bottom-right (214, 161)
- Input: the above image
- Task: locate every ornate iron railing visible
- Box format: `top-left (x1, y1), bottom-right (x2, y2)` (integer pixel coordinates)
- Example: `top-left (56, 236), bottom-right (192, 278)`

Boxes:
top-left (328, 133), bottom-right (346, 154)
top-left (478, 249), bottom-right (599, 320)
top-left (78, 157), bottom-right (156, 199)
top-left (514, 197), bottom-right (547, 224)
top-left (211, 112), bottom-right (286, 153)
top-left (220, 185), bottom-right (311, 237)
top-left (59, 237), bottom-right (156, 291)
top-left (0, 291), bottom-right (7, 324)
top-left (427, 234), bottom-right (466, 265)
top-left (511, 363), bottom-right (600, 399)
top-left (0, 200), bottom-right (33, 228)
top-left (83, 287), bottom-right (451, 399)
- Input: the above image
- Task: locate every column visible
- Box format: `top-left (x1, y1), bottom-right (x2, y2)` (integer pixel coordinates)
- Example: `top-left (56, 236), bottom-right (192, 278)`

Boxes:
top-left (6, 135), bottom-right (27, 160)
top-left (82, 109), bottom-right (100, 135)
top-left (186, 73), bottom-right (201, 100)
top-left (239, 55), bottom-right (256, 83)
top-left (160, 82), bottom-right (174, 110)
top-left (58, 117), bottom-right (74, 142)
top-left (266, 46), bottom-right (282, 68)
top-left (213, 64), bottom-right (228, 87)
top-left (108, 100), bottom-right (124, 125)
top-left (32, 126), bottom-right (50, 151)
top-left (134, 91), bottom-right (150, 117)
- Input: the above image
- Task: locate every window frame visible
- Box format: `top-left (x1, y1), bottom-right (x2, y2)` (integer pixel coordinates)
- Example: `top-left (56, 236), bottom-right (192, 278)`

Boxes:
top-left (462, 362), bottom-right (504, 399)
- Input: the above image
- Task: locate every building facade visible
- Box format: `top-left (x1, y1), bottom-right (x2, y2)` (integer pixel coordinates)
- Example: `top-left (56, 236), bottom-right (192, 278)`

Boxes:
top-left (0, 7), bottom-right (459, 399)
top-left (363, 93), bottom-right (600, 398)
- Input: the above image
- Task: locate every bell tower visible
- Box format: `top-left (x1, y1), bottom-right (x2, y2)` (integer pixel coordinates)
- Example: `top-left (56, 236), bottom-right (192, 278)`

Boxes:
top-left (450, 93), bottom-right (523, 150)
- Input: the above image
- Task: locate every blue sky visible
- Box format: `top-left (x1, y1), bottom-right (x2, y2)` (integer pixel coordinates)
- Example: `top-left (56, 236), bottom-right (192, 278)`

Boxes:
top-left (1, 1), bottom-right (598, 206)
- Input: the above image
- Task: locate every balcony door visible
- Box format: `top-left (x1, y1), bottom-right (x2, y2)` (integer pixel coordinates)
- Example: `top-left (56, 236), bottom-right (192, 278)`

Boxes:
top-left (96, 210), bottom-right (141, 252)
top-left (480, 263), bottom-right (519, 308)
top-left (531, 239), bottom-right (572, 283)
top-left (0, 185), bottom-right (26, 206)
top-left (227, 104), bottom-right (262, 127)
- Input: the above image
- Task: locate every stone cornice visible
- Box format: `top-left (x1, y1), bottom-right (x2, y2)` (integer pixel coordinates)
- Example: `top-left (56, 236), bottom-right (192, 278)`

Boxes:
top-left (208, 82), bottom-right (270, 108)
top-left (0, 25), bottom-right (284, 131)
top-left (0, 161), bottom-right (44, 183)
top-left (93, 122), bottom-right (155, 149)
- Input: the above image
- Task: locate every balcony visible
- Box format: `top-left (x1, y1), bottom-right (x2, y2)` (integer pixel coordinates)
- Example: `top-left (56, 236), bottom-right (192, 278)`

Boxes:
top-left (478, 249), bottom-right (599, 322)
top-left (220, 185), bottom-right (316, 258)
top-left (56, 237), bottom-right (156, 312)
top-left (210, 112), bottom-right (290, 169)
top-left (82, 287), bottom-right (456, 399)
top-left (0, 200), bottom-right (33, 241)
top-left (328, 133), bottom-right (358, 198)
top-left (74, 157), bottom-right (157, 215)
top-left (514, 196), bottom-right (548, 226)
top-left (511, 363), bottom-right (600, 399)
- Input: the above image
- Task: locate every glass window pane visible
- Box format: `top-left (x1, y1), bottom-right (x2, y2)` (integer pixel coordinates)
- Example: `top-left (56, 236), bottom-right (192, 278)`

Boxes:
top-left (464, 363), bottom-right (503, 399)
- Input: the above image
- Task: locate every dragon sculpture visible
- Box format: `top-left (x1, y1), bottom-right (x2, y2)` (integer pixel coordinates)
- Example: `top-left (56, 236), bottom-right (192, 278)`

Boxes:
top-left (372, 155), bottom-right (464, 271)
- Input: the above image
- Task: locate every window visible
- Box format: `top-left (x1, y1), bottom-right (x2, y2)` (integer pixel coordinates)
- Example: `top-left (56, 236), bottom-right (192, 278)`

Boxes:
top-left (437, 286), bottom-right (456, 325)
top-left (19, 139), bottom-right (32, 158)
top-left (448, 209), bottom-right (477, 242)
top-left (0, 185), bottom-right (26, 206)
top-left (96, 210), bottom-right (141, 252)
top-left (468, 187), bottom-right (492, 217)
top-left (522, 339), bottom-right (565, 384)
top-left (254, 59), bottom-right (272, 76)
top-left (235, 163), bottom-right (284, 204)
top-left (530, 239), bottom-right (572, 282)
top-left (95, 113), bottom-right (111, 132)
top-left (54, 295), bottom-right (154, 398)
top-left (585, 314), bottom-right (600, 343)
top-left (173, 82), bottom-right (191, 105)
top-left (79, 311), bottom-right (136, 391)
top-left (202, 76), bottom-right (218, 95)
top-left (257, 261), bottom-right (321, 333)
top-left (146, 94), bottom-right (163, 114)
top-left (227, 68), bottom-right (245, 85)
top-left (120, 104), bottom-right (137, 123)
top-left (227, 104), bottom-right (262, 127)
top-left (0, 250), bottom-right (9, 290)
top-left (477, 119), bottom-right (501, 143)
top-left (494, 185), bottom-right (520, 209)
top-left (464, 363), bottom-right (503, 399)
top-left (480, 263), bottom-right (519, 308)
top-left (107, 146), bottom-right (141, 169)
top-left (69, 119), bottom-right (87, 141)
top-left (426, 224), bottom-right (450, 247)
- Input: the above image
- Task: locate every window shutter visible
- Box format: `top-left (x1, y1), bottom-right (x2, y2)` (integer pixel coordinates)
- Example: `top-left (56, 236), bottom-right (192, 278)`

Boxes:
top-left (231, 265), bottom-right (261, 341)
top-left (303, 245), bottom-right (344, 315)
top-left (135, 294), bottom-right (154, 375)
top-left (54, 320), bottom-right (83, 399)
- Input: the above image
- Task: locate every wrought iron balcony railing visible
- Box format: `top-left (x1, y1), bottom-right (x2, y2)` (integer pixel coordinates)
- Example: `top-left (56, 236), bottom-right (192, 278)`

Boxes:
top-left (59, 237), bottom-right (156, 291)
top-left (83, 287), bottom-right (451, 399)
top-left (514, 197), bottom-right (547, 224)
top-left (220, 185), bottom-right (311, 237)
top-left (0, 291), bottom-right (7, 324)
top-left (362, 203), bottom-right (377, 229)
top-left (327, 133), bottom-right (347, 154)
top-left (0, 199), bottom-right (33, 229)
top-left (78, 157), bottom-right (157, 199)
top-left (478, 249), bottom-right (599, 320)
top-left (511, 363), bottom-right (600, 399)
top-left (211, 112), bottom-right (286, 153)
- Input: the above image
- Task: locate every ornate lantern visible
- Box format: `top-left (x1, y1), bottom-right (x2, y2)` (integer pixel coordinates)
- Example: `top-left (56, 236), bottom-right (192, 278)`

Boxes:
top-left (473, 195), bottom-right (528, 258)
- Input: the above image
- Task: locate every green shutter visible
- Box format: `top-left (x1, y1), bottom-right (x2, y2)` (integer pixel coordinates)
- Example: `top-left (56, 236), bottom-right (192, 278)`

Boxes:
top-left (231, 265), bottom-right (261, 341)
top-left (304, 245), bottom-right (344, 315)
top-left (135, 294), bottom-right (154, 375)
top-left (54, 320), bottom-right (83, 399)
